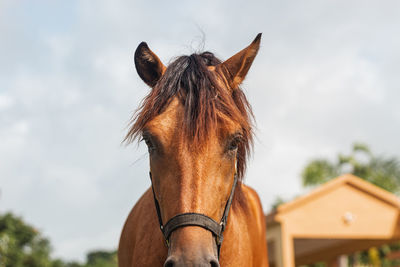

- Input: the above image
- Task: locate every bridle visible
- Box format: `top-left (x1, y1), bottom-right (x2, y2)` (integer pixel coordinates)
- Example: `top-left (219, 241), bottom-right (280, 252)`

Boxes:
top-left (149, 172), bottom-right (238, 259)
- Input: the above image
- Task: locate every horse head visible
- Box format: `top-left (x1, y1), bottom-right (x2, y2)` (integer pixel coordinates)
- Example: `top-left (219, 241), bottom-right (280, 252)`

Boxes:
top-left (125, 34), bottom-right (261, 267)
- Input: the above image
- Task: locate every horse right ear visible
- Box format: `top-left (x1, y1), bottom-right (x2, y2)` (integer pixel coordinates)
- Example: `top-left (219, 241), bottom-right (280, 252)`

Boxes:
top-left (217, 33), bottom-right (261, 90)
top-left (134, 42), bottom-right (166, 87)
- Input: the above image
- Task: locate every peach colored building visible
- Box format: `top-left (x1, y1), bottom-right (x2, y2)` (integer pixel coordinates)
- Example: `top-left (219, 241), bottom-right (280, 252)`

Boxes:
top-left (266, 174), bottom-right (400, 267)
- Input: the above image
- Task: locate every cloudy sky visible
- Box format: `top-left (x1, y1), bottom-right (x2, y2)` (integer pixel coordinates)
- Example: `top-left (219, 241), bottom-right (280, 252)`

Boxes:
top-left (1, 0), bottom-right (400, 262)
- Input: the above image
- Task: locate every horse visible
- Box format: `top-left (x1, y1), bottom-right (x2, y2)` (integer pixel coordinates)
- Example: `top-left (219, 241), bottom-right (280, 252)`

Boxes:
top-left (118, 34), bottom-right (268, 267)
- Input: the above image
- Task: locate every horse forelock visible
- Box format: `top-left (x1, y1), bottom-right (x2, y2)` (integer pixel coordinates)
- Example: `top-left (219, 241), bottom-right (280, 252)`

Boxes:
top-left (124, 52), bottom-right (254, 180)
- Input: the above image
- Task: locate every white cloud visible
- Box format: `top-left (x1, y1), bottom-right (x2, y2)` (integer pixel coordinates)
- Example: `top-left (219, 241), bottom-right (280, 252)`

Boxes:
top-left (0, 94), bottom-right (15, 110)
top-left (1, 0), bottom-right (400, 262)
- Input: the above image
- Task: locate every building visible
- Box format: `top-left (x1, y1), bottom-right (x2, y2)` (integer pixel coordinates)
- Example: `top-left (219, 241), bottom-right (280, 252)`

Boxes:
top-left (266, 174), bottom-right (400, 267)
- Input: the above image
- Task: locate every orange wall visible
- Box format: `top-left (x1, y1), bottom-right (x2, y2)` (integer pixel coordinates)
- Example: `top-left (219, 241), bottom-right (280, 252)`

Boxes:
top-left (278, 183), bottom-right (400, 239)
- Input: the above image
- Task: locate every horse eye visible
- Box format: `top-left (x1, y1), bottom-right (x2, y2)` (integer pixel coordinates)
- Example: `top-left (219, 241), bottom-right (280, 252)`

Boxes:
top-left (228, 136), bottom-right (242, 151)
top-left (142, 135), bottom-right (155, 152)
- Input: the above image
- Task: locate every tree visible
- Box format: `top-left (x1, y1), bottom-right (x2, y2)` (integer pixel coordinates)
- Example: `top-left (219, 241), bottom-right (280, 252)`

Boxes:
top-left (0, 212), bottom-right (118, 267)
top-left (302, 143), bottom-right (400, 194)
top-left (85, 250), bottom-right (117, 267)
top-left (270, 196), bottom-right (286, 211)
top-left (56, 250), bottom-right (117, 267)
top-left (0, 212), bottom-right (55, 267)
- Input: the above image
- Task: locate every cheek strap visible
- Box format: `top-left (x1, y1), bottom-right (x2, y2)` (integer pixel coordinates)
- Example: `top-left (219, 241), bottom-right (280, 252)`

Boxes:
top-left (149, 172), bottom-right (238, 259)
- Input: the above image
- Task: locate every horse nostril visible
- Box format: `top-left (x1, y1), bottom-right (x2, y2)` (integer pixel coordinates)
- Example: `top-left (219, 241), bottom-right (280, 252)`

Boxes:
top-left (209, 257), bottom-right (220, 267)
top-left (163, 256), bottom-right (176, 267)
top-left (164, 254), bottom-right (219, 267)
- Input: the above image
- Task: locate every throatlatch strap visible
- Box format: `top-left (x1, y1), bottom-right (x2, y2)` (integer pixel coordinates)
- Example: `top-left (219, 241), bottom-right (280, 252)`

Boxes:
top-left (149, 172), bottom-right (164, 232)
top-left (216, 173), bottom-right (238, 256)
top-left (220, 173), bottom-right (238, 232)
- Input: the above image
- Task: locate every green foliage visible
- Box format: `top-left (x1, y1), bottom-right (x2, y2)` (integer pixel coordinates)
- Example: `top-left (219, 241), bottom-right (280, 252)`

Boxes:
top-left (0, 212), bottom-right (117, 267)
top-left (301, 159), bottom-right (339, 186)
top-left (84, 250), bottom-right (117, 267)
top-left (270, 196), bottom-right (286, 210)
top-left (299, 262), bottom-right (326, 267)
top-left (0, 212), bottom-right (55, 267)
top-left (302, 143), bottom-right (400, 194)
top-left (47, 250), bottom-right (117, 267)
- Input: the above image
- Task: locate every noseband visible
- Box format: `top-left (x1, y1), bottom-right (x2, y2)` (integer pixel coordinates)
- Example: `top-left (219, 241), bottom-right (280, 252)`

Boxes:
top-left (149, 172), bottom-right (238, 259)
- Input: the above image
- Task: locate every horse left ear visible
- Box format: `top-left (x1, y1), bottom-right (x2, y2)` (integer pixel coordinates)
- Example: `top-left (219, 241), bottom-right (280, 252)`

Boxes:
top-left (134, 42), bottom-right (166, 87)
top-left (218, 33), bottom-right (262, 90)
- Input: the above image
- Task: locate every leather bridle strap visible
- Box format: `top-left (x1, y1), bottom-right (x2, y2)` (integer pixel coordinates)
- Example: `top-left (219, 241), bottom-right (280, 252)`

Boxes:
top-left (149, 172), bottom-right (238, 259)
top-left (163, 213), bottom-right (222, 241)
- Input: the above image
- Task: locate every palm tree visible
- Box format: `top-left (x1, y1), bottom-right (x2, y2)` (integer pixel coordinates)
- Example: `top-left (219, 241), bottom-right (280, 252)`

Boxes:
top-left (302, 143), bottom-right (400, 194)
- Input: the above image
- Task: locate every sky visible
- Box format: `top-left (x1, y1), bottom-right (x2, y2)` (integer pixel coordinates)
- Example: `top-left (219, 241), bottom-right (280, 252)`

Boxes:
top-left (1, 0), bottom-right (400, 262)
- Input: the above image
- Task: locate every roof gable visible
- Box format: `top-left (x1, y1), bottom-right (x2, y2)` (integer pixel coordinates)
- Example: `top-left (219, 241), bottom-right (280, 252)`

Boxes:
top-left (267, 174), bottom-right (400, 239)
top-left (276, 174), bottom-right (400, 216)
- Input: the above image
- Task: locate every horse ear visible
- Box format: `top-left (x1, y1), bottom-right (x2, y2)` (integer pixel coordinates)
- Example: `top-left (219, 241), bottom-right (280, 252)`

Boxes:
top-left (134, 42), bottom-right (166, 87)
top-left (218, 33), bottom-right (261, 90)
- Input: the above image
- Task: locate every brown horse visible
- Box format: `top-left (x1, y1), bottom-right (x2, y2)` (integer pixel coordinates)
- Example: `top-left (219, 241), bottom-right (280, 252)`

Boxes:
top-left (118, 34), bottom-right (268, 267)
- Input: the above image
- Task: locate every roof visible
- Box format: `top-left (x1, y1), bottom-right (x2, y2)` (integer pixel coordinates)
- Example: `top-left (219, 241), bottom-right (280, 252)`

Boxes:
top-left (266, 174), bottom-right (400, 224)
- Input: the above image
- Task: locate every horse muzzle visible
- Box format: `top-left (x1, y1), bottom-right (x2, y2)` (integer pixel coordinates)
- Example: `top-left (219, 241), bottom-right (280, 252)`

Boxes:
top-left (163, 225), bottom-right (220, 267)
